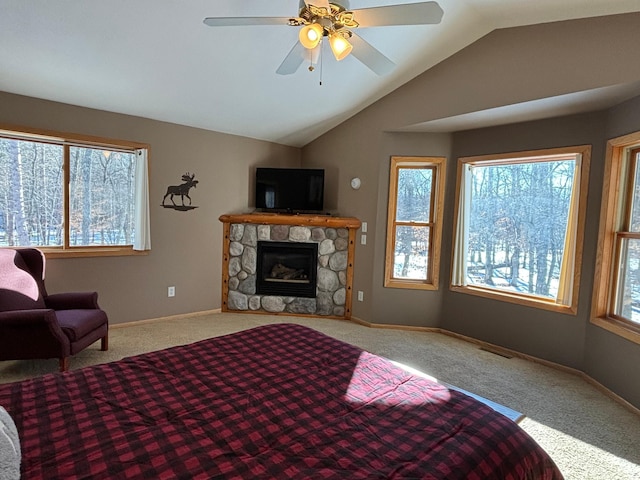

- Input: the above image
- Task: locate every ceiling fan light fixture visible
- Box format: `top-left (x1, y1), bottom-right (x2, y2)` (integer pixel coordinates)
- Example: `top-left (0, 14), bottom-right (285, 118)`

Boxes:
top-left (204, 1), bottom-right (445, 76)
top-left (329, 32), bottom-right (352, 61)
top-left (299, 23), bottom-right (324, 49)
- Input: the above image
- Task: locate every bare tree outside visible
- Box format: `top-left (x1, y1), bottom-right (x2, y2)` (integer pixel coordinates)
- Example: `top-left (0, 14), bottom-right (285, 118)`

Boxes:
top-left (69, 147), bottom-right (135, 246)
top-left (614, 150), bottom-right (640, 323)
top-left (465, 159), bottom-right (575, 300)
top-left (392, 167), bottom-right (433, 280)
top-left (0, 137), bottom-right (135, 248)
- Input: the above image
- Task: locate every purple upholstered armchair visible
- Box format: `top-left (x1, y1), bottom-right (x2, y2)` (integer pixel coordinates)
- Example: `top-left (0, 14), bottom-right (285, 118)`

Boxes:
top-left (0, 248), bottom-right (108, 372)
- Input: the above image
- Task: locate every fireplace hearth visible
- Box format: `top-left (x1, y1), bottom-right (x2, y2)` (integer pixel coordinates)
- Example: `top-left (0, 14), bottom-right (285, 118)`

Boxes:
top-left (256, 241), bottom-right (318, 298)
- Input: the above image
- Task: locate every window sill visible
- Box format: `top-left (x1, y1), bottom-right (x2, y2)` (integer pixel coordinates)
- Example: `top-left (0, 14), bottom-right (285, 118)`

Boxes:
top-left (450, 285), bottom-right (577, 315)
top-left (385, 279), bottom-right (438, 291)
top-left (591, 317), bottom-right (640, 345)
top-left (38, 247), bottom-right (149, 259)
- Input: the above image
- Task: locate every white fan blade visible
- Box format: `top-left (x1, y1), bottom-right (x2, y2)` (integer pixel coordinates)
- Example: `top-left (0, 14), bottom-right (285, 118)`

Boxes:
top-left (353, 1), bottom-right (444, 27)
top-left (276, 42), bottom-right (307, 75)
top-left (349, 33), bottom-right (395, 76)
top-left (203, 17), bottom-right (290, 27)
top-left (304, 0), bottom-right (331, 10)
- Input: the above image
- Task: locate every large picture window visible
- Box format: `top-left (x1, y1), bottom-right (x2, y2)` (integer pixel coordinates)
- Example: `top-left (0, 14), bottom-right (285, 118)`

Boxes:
top-left (385, 156), bottom-right (446, 290)
top-left (451, 146), bottom-right (591, 313)
top-left (0, 125), bottom-right (151, 257)
top-left (593, 132), bottom-right (640, 344)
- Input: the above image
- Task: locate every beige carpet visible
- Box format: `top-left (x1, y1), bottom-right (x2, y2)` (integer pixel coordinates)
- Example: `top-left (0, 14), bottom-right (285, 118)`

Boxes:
top-left (1, 312), bottom-right (639, 479)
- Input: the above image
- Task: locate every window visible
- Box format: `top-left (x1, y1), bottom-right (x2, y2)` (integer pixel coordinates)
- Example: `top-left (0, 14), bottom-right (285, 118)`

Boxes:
top-left (385, 156), bottom-right (446, 290)
top-left (451, 146), bottom-right (591, 313)
top-left (0, 124), bottom-right (151, 257)
top-left (592, 132), bottom-right (640, 344)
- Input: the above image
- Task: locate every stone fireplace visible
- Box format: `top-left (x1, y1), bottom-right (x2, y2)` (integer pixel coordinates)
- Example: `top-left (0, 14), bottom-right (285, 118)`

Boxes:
top-left (219, 213), bottom-right (361, 319)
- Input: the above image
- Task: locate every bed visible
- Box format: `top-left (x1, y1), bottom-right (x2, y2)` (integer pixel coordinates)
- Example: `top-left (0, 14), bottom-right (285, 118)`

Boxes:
top-left (0, 323), bottom-right (563, 479)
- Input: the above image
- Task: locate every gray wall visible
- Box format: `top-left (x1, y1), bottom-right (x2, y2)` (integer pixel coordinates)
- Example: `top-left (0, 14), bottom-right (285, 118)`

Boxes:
top-left (440, 88), bottom-right (640, 411)
top-left (443, 111), bottom-right (607, 369)
top-left (303, 13), bottom-right (640, 408)
top-left (0, 91), bottom-right (300, 324)
top-left (581, 95), bottom-right (640, 406)
top-left (2, 12), bottom-right (640, 408)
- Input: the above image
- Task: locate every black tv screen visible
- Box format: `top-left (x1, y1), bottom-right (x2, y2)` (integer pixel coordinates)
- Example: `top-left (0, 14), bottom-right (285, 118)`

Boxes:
top-left (255, 168), bottom-right (324, 213)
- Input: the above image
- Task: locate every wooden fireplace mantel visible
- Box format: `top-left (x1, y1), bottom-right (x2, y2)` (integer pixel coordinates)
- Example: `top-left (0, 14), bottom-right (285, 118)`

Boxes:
top-left (219, 212), bottom-right (361, 229)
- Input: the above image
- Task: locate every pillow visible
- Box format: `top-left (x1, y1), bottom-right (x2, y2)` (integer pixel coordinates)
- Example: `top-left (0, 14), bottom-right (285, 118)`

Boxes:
top-left (0, 406), bottom-right (20, 480)
top-left (0, 249), bottom-right (45, 312)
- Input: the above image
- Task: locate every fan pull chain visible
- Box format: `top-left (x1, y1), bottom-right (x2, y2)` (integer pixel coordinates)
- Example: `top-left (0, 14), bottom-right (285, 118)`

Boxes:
top-left (319, 42), bottom-right (323, 86)
top-left (307, 43), bottom-right (323, 86)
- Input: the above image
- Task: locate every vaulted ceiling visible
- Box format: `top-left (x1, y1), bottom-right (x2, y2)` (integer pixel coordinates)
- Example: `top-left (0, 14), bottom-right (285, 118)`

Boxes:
top-left (2, 1), bottom-right (640, 147)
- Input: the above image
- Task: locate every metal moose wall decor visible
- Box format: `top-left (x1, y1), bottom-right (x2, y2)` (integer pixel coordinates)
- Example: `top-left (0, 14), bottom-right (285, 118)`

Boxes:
top-left (162, 172), bottom-right (199, 211)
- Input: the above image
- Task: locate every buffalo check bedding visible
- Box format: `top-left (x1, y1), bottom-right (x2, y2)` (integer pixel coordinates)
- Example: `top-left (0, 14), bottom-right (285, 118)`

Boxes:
top-left (0, 323), bottom-right (563, 479)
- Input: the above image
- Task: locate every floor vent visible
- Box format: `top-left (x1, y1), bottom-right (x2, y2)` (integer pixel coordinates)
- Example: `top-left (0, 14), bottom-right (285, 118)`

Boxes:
top-left (479, 347), bottom-right (513, 359)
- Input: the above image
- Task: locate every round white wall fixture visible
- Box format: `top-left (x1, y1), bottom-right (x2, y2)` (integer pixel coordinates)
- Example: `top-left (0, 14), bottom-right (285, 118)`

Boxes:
top-left (350, 177), bottom-right (361, 190)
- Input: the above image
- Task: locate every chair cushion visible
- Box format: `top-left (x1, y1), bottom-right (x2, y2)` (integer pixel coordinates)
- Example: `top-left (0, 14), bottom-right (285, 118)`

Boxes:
top-left (0, 250), bottom-right (45, 312)
top-left (55, 309), bottom-right (108, 342)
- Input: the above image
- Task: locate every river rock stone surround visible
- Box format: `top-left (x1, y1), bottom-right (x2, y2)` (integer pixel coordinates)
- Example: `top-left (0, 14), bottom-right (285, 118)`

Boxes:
top-left (219, 213), bottom-right (361, 320)
top-left (226, 223), bottom-right (349, 316)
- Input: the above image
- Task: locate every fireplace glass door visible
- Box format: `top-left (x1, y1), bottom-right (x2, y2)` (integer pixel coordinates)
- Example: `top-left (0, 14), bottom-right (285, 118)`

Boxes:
top-left (256, 241), bottom-right (318, 298)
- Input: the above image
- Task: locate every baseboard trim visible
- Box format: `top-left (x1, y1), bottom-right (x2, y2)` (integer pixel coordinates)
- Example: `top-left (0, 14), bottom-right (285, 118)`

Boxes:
top-left (577, 371), bottom-right (640, 416)
top-left (110, 309), bottom-right (221, 329)
top-left (350, 316), bottom-right (441, 332)
top-left (350, 316), bottom-right (640, 417)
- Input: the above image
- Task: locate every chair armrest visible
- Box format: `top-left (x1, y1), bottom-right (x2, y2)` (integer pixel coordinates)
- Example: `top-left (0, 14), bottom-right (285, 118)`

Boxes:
top-left (0, 309), bottom-right (70, 360)
top-left (45, 292), bottom-right (100, 310)
top-left (0, 308), bottom-right (58, 326)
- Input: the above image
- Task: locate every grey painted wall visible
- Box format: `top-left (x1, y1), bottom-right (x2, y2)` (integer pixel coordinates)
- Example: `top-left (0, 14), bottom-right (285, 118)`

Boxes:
top-left (0, 91), bottom-right (300, 325)
top-left (442, 111), bottom-right (607, 370)
top-left (1, 13), bottom-right (639, 408)
top-left (581, 95), bottom-right (640, 407)
top-left (303, 13), bottom-right (640, 408)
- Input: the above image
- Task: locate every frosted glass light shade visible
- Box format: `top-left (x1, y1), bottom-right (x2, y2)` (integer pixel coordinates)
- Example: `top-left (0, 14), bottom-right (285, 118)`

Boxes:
top-left (299, 23), bottom-right (323, 49)
top-left (329, 33), bottom-right (352, 61)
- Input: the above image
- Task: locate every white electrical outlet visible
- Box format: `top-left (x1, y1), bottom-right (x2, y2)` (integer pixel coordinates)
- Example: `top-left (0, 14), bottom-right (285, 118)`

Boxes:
top-left (168, 286), bottom-right (175, 297)
top-left (361, 234), bottom-right (367, 245)
top-left (362, 222), bottom-right (368, 233)
top-left (357, 291), bottom-right (364, 302)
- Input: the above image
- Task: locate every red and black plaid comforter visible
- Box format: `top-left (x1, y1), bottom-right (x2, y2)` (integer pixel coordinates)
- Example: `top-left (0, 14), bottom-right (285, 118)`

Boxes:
top-left (0, 323), bottom-right (563, 479)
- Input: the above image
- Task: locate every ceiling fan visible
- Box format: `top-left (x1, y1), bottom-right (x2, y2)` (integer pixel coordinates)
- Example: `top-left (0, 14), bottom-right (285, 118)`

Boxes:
top-left (203, 0), bottom-right (444, 76)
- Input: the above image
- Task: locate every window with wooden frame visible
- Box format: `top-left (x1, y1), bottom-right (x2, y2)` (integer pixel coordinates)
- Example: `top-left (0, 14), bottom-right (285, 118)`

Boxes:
top-left (451, 146), bottom-right (591, 313)
top-left (0, 124), bottom-right (151, 258)
top-left (384, 156), bottom-right (446, 290)
top-left (592, 132), bottom-right (640, 344)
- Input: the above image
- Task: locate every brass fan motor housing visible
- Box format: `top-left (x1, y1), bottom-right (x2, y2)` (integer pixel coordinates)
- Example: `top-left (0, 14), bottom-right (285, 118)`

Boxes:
top-left (288, 2), bottom-right (359, 35)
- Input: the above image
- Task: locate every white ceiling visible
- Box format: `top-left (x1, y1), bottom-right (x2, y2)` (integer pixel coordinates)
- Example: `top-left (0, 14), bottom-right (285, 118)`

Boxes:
top-left (1, 0), bottom-right (640, 147)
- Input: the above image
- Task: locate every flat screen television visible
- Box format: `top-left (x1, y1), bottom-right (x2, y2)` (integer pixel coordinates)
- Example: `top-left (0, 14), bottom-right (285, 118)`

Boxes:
top-left (255, 167), bottom-right (325, 213)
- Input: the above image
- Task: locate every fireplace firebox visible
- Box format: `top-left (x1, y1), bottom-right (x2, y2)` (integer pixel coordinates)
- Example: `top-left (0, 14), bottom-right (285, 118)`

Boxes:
top-left (256, 241), bottom-right (318, 298)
